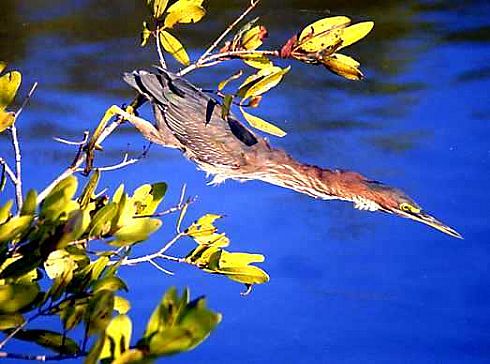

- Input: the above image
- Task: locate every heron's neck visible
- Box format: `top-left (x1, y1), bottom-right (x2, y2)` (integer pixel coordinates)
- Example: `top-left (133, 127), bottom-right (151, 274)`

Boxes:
top-left (258, 149), bottom-right (375, 208)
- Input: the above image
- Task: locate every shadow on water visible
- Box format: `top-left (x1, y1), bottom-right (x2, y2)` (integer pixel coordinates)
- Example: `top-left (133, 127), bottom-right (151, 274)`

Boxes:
top-left (2, 0), bottom-right (490, 362)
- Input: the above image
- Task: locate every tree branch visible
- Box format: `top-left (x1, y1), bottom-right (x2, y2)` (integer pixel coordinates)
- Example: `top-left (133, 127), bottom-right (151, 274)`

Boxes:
top-left (0, 351), bottom-right (85, 361)
top-left (179, 49), bottom-right (280, 76)
top-left (196, 0), bottom-right (261, 64)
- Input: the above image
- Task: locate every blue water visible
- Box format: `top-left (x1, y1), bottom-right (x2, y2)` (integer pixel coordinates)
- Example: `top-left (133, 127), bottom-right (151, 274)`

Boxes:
top-left (1, 0), bottom-right (490, 362)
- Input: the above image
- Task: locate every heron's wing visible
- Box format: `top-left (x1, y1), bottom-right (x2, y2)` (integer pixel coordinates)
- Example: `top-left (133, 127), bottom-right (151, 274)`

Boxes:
top-left (124, 69), bottom-right (260, 168)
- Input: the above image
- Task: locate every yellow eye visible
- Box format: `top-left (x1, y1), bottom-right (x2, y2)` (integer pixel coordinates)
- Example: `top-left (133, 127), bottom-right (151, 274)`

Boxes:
top-left (400, 202), bottom-right (421, 214)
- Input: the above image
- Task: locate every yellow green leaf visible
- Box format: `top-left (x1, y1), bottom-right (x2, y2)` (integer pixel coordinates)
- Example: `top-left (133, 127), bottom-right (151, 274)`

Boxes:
top-left (112, 218), bottom-right (162, 246)
top-left (0, 215), bottom-right (33, 244)
top-left (0, 283), bottom-right (39, 313)
top-left (0, 110), bottom-right (14, 133)
top-left (0, 200), bottom-right (13, 224)
top-left (322, 53), bottom-right (364, 80)
top-left (240, 106), bottom-right (286, 137)
top-left (100, 314), bottom-right (132, 361)
top-left (219, 251), bottom-right (265, 267)
top-left (0, 313), bottom-right (24, 330)
top-left (20, 189), bottom-right (37, 216)
top-left (243, 66), bottom-right (290, 99)
top-left (44, 249), bottom-right (77, 280)
top-left (153, 0), bottom-right (168, 19)
top-left (164, 3), bottom-right (206, 29)
top-left (242, 54), bottom-right (274, 69)
top-left (338, 21), bottom-right (374, 49)
top-left (298, 16), bottom-right (350, 52)
top-left (79, 169), bottom-right (100, 209)
top-left (152, 0), bottom-right (169, 19)
top-left (160, 30), bottom-right (190, 65)
top-left (0, 62), bottom-right (6, 74)
top-left (218, 70), bottom-right (243, 91)
top-left (11, 329), bottom-right (80, 355)
top-left (217, 265), bottom-right (269, 285)
top-left (0, 70), bottom-right (21, 111)
top-left (111, 349), bottom-right (144, 364)
top-left (141, 21), bottom-right (152, 47)
top-left (40, 176), bottom-right (79, 221)
top-left (241, 25), bottom-right (266, 50)
top-left (132, 182), bottom-right (167, 216)
top-left (114, 296), bottom-right (131, 314)
top-left (88, 202), bottom-right (118, 237)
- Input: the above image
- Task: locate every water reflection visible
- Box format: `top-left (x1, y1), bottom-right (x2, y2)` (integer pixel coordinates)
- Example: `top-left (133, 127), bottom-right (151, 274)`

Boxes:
top-left (2, 0), bottom-right (489, 362)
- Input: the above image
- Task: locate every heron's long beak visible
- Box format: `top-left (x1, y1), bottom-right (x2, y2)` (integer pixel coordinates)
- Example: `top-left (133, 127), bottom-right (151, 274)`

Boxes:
top-left (387, 208), bottom-right (463, 239)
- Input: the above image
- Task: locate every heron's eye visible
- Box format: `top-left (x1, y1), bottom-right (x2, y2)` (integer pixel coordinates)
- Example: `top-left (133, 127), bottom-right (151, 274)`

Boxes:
top-left (400, 202), bottom-right (421, 214)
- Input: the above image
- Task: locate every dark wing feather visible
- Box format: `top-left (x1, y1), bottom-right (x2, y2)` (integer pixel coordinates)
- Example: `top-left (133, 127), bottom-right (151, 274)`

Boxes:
top-left (123, 69), bottom-right (260, 168)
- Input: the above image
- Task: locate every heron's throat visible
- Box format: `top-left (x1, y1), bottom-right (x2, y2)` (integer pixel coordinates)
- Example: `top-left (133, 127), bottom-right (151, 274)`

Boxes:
top-left (259, 152), bottom-right (380, 210)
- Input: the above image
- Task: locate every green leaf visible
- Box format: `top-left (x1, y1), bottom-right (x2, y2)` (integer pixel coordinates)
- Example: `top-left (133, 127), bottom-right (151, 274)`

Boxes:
top-left (0, 254), bottom-right (42, 280)
top-left (59, 298), bottom-right (88, 331)
top-left (153, 0), bottom-right (169, 19)
top-left (164, 0), bottom-right (206, 28)
top-left (114, 296), bottom-right (131, 315)
top-left (111, 349), bottom-right (145, 364)
top-left (132, 182), bottom-right (167, 216)
top-left (85, 334), bottom-right (106, 364)
top-left (40, 176), bottom-right (79, 221)
top-left (79, 169), bottom-right (100, 209)
top-left (0, 215), bottom-right (32, 244)
top-left (338, 21), bottom-right (374, 50)
top-left (298, 16), bottom-right (351, 52)
top-left (93, 276), bottom-right (128, 293)
top-left (88, 202), bottom-right (118, 237)
top-left (10, 329), bottom-right (80, 355)
top-left (242, 54), bottom-right (273, 70)
top-left (20, 189), bottom-right (37, 216)
top-left (160, 31), bottom-right (190, 66)
top-left (100, 314), bottom-right (132, 361)
top-left (322, 53), bottom-right (364, 80)
top-left (90, 256), bottom-right (110, 281)
top-left (85, 290), bottom-right (115, 334)
top-left (0, 199), bottom-right (12, 224)
top-left (243, 66), bottom-right (290, 100)
top-left (240, 107), bottom-right (286, 137)
top-left (217, 265), bottom-right (269, 285)
top-left (44, 249), bottom-right (76, 279)
top-left (140, 21), bottom-right (152, 47)
top-left (0, 110), bottom-right (15, 133)
top-left (185, 214), bottom-right (230, 247)
top-left (0, 70), bottom-right (21, 111)
top-left (112, 218), bottom-right (162, 246)
top-left (148, 296), bottom-right (221, 356)
top-left (58, 209), bottom-right (91, 247)
top-left (0, 62), bottom-right (5, 73)
top-left (221, 94), bottom-right (233, 120)
top-left (0, 313), bottom-right (24, 330)
top-left (240, 25), bottom-right (267, 50)
top-left (0, 283), bottom-right (39, 313)
top-left (219, 251), bottom-right (265, 266)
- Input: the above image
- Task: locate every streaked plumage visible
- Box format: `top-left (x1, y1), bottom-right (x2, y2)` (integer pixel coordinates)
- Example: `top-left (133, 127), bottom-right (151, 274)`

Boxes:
top-left (123, 68), bottom-right (461, 239)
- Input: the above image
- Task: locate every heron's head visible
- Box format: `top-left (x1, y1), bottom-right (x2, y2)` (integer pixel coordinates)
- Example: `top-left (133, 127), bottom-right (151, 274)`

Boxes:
top-left (355, 179), bottom-right (462, 239)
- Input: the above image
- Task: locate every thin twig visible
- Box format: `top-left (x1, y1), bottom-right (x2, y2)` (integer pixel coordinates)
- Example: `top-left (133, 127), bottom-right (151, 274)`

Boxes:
top-left (179, 49), bottom-right (279, 76)
top-left (37, 115), bottom-right (128, 203)
top-left (0, 158), bottom-right (18, 185)
top-left (14, 82), bottom-right (38, 119)
top-left (148, 259), bottom-right (174, 275)
top-left (9, 124), bottom-right (22, 210)
top-left (196, 0), bottom-right (261, 64)
top-left (81, 153), bottom-right (139, 172)
top-left (53, 136), bottom-right (88, 146)
top-left (155, 27), bottom-right (167, 70)
top-left (0, 351), bottom-right (86, 361)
